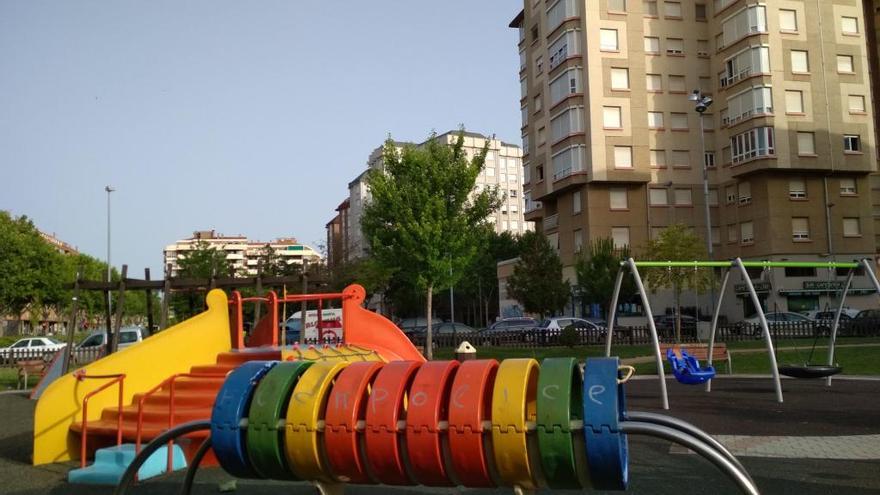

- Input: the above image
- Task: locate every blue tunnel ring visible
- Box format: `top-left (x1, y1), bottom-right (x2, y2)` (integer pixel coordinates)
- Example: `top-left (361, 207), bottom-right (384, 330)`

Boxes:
top-left (583, 357), bottom-right (628, 490)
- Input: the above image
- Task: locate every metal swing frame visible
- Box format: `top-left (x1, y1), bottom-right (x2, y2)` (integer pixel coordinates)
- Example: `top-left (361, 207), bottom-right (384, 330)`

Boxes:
top-left (604, 257), bottom-right (880, 409)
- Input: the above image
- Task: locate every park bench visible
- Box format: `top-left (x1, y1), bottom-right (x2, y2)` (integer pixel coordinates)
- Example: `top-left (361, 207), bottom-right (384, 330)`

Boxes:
top-left (16, 359), bottom-right (47, 390)
top-left (660, 343), bottom-right (732, 374)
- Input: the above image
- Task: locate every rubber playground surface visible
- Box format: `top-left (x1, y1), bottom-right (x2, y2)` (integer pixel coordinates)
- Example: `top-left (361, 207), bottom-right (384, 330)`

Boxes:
top-left (1, 376), bottom-right (879, 494)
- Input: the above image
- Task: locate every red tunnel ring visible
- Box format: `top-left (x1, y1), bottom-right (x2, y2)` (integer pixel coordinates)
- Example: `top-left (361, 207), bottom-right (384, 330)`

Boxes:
top-left (364, 360), bottom-right (422, 485)
top-left (323, 361), bottom-right (385, 484)
top-left (405, 360), bottom-right (460, 486)
top-left (447, 359), bottom-right (499, 487)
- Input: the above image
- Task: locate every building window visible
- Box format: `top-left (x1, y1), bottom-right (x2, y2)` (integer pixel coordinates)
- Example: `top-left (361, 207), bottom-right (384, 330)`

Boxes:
top-left (792, 217), bottom-right (810, 240)
top-left (670, 112), bottom-right (688, 130)
top-left (547, 0), bottom-right (578, 33)
top-left (727, 224), bottom-right (738, 242)
top-left (650, 149), bottom-right (666, 168)
top-left (549, 30), bottom-right (581, 70)
top-left (573, 190), bottom-right (582, 214)
top-left (649, 187), bottom-right (669, 205)
top-left (702, 114), bottom-right (714, 130)
top-left (610, 188), bottom-right (628, 209)
top-left (722, 46), bottom-right (770, 87)
top-left (789, 178), bottom-right (806, 199)
top-left (611, 227), bottom-right (630, 248)
top-left (611, 67), bottom-right (630, 90)
top-left (730, 127), bottom-right (775, 163)
top-left (600, 29), bottom-right (619, 51)
top-left (651, 226), bottom-right (666, 239)
top-left (674, 188), bottom-right (693, 205)
top-left (574, 228), bottom-right (584, 252)
top-left (844, 134), bottom-right (861, 152)
top-left (608, 0), bottom-right (626, 12)
top-left (797, 132), bottom-right (816, 155)
top-left (837, 55), bottom-right (854, 73)
top-left (648, 111), bottom-right (664, 129)
top-left (704, 151), bottom-right (716, 168)
top-left (664, 1), bottom-right (682, 18)
top-left (537, 165), bottom-right (544, 180)
top-left (613, 146), bottom-right (633, 168)
top-left (721, 5), bottom-right (767, 47)
top-left (785, 90), bottom-right (804, 114)
top-left (671, 150), bottom-right (689, 167)
top-left (708, 188), bottom-right (719, 205)
top-left (740, 221), bottom-right (754, 244)
top-left (644, 0), bottom-right (658, 16)
top-left (738, 181), bottom-right (751, 205)
top-left (603, 106), bottom-right (623, 128)
top-left (726, 86), bottom-right (773, 123)
top-left (711, 226), bottom-right (720, 244)
top-left (697, 40), bottom-right (709, 57)
top-left (791, 50), bottom-right (809, 73)
top-left (550, 68), bottom-right (582, 105)
top-left (644, 36), bottom-right (660, 53)
top-left (843, 217), bottom-right (861, 237)
top-left (841, 16), bottom-right (859, 35)
top-left (785, 266), bottom-right (816, 277)
top-left (550, 106), bottom-right (585, 142)
top-left (725, 185), bottom-right (736, 204)
top-left (534, 94), bottom-right (543, 113)
top-left (646, 73), bottom-right (662, 91)
top-left (552, 145), bottom-right (586, 180)
top-left (538, 126), bottom-right (546, 145)
top-left (521, 104), bottom-right (528, 127)
top-left (536, 55), bottom-right (544, 75)
top-left (666, 38), bottom-right (684, 55)
top-left (840, 177), bottom-right (857, 195)
top-left (779, 9), bottom-right (797, 31)
top-left (668, 75), bottom-right (686, 92)
top-left (695, 3), bottom-right (707, 21)
top-left (848, 95), bottom-right (866, 113)
top-left (547, 232), bottom-right (559, 251)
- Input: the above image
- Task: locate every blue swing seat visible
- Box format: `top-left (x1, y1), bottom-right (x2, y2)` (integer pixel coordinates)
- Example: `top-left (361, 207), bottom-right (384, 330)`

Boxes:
top-left (666, 347), bottom-right (716, 385)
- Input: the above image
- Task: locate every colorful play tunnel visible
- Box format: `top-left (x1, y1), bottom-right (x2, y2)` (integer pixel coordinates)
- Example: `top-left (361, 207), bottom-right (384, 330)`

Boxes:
top-left (210, 355), bottom-right (630, 491)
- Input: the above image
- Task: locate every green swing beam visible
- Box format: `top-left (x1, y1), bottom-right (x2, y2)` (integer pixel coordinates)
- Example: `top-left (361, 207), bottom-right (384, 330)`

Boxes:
top-left (627, 261), bottom-right (861, 269)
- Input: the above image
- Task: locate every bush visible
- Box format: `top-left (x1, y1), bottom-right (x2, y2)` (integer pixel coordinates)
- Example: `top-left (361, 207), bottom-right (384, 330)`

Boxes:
top-left (560, 324), bottom-right (579, 348)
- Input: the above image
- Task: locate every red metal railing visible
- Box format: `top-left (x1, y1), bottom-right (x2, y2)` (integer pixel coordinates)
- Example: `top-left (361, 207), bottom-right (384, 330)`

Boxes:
top-left (75, 371), bottom-right (126, 468)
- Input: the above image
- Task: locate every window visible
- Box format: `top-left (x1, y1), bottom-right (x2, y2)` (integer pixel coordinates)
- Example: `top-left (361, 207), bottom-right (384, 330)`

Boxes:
top-left (740, 221), bottom-right (754, 243)
top-left (666, 38), bottom-right (684, 54)
top-left (668, 75), bottom-right (686, 92)
top-left (711, 226), bottom-right (720, 244)
top-left (537, 165), bottom-right (544, 180)
top-left (644, 36), bottom-right (660, 53)
top-left (779, 9), bottom-right (797, 31)
top-left (670, 113), bottom-right (688, 130)
top-left (695, 3), bottom-right (707, 21)
top-left (648, 111), bottom-right (664, 129)
top-left (722, 46), bottom-right (770, 87)
top-left (538, 126), bottom-right (546, 145)
top-left (534, 94), bottom-right (543, 113)
top-left (708, 188), bottom-right (719, 205)
top-left (550, 106), bottom-right (584, 142)
top-left (797, 132), bottom-right (815, 155)
top-left (843, 217), bottom-right (861, 237)
top-left (727, 224), bottom-right (738, 242)
top-left (726, 185), bottom-right (737, 204)
top-left (726, 86), bottom-right (773, 122)
top-left (509, 189), bottom-right (518, 198)
top-left (792, 217), bottom-right (810, 240)
top-left (650, 149), bottom-right (666, 168)
top-left (552, 146), bottom-right (586, 180)
top-left (644, 0), bottom-right (658, 16)
top-left (550, 68), bottom-right (582, 104)
top-left (611, 67), bottom-right (630, 89)
top-left (536, 55), bottom-right (544, 75)
top-left (649, 188), bottom-right (668, 205)
top-left (549, 30), bottom-right (581, 69)
top-left (608, 0), bottom-right (626, 12)
top-left (600, 29), bottom-right (619, 51)
top-left (704, 151), bottom-right (716, 168)
top-left (664, 1), bottom-right (681, 18)
top-left (837, 55), bottom-right (854, 73)
top-left (702, 114), bottom-right (714, 130)
top-left (697, 40), bottom-right (709, 57)
top-left (547, 0), bottom-right (578, 32)
top-left (738, 181), bottom-right (751, 204)
top-left (611, 227), bottom-right (630, 248)
top-left (848, 95), bottom-right (866, 113)
top-left (672, 150), bottom-right (689, 167)
top-left (674, 188), bottom-right (693, 205)
top-left (521, 104), bottom-right (528, 127)
top-left (840, 177), bottom-right (857, 195)
top-left (791, 50), bottom-right (809, 73)
top-left (646, 73), bottom-right (662, 91)
top-left (573, 190), bottom-right (582, 213)
top-left (785, 266), bottom-right (816, 277)
top-left (547, 232), bottom-right (559, 250)
top-left (721, 5), bottom-right (767, 46)
top-left (610, 188), bottom-right (628, 209)
top-left (613, 146), bottom-right (633, 168)
top-left (730, 127), bottom-right (775, 163)
top-left (785, 90), bottom-right (804, 114)
top-left (603, 106), bottom-right (622, 128)
top-left (789, 178), bottom-right (806, 199)
top-left (844, 135), bottom-right (861, 152)
top-left (651, 226), bottom-right (666, 239)
top-left (841, 16), bottom-right (859, 35)
top-left (574, 229), bottom-right (584, 252)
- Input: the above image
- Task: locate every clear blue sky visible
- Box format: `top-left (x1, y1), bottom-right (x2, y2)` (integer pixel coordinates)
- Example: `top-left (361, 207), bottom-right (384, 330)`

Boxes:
top-left (1, 1), bottom-right (522, 275)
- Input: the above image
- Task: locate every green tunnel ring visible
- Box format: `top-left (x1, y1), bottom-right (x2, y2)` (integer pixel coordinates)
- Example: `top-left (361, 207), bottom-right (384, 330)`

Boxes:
top-left (246, 360), bottom-right (314, 480)
top-left (536, 357), bottom-right (584, 489)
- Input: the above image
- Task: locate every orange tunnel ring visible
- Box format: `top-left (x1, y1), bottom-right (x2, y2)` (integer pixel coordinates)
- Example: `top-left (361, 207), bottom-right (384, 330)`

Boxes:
top-left (405, 360), bottom-right (460, 486)
top-left (447, 359), bottom-right (499, 487)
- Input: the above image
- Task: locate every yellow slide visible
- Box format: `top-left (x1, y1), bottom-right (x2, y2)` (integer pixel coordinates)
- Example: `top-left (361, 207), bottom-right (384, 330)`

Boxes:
top-left (32, 289), bottom-right (232, 465)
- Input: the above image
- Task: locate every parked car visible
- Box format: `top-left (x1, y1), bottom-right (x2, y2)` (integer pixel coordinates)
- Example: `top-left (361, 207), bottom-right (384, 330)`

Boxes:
top-left (486, 317), bottom-right (538, 332)
top-left (652, 314), bottom-right (697, 338)
top-left (802, 308), bottom-right (860, 323)
top-left (841, 309), bottom-right (880, 336)
top-left (0, 337), bottom-right (66, 359)
top-left (396, 317), bottom-right (429, 336)
top-left (76, 326), bottom-right (148, 351)
top-left (738, 312), bottom-right (828, 337)
top-left (532, 317), bottom-right (603, 344)
top-left (429, 322), bottom-right (477, 335)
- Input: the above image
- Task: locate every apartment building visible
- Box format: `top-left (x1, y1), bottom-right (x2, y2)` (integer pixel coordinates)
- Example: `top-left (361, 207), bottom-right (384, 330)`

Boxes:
top-left (512, 0), bottom-right (878, 318)
top-left (328, 131), bottom-right (533, 265)
top-left (163, 230), bottom-right (321, 277)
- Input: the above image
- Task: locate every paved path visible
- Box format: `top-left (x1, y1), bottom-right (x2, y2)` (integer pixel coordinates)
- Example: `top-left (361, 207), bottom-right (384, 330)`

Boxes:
top-left (670, 434), bottom-right (880, 459)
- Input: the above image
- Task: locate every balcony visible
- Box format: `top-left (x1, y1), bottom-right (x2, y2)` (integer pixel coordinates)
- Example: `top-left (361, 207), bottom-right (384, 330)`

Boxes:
top-left (544, 213), bottom-right (559, 231)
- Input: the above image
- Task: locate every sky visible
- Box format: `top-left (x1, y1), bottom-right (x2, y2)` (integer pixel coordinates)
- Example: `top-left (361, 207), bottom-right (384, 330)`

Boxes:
top-left (0, 0), bottom-right (523, 275)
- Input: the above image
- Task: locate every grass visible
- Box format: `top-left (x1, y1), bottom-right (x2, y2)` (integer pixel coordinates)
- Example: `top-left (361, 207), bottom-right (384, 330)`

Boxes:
top-left (0, 368), bottom-right (39, 390)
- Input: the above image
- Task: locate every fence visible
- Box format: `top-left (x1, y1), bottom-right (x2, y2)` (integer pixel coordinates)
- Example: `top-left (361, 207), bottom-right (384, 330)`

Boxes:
top-left (0, 347), bottom-right (104, 368)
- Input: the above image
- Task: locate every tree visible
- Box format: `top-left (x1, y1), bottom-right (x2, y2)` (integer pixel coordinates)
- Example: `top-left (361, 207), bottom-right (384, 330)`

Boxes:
top-left (506, 231), bottom-right (569, 320)
top-left (361, 131), bottom-right (501, 359)
top-left (456, 227), bottom-right (521, 326)
top-left (574, 238), bottom-right (636, 322)
top-left (170, 240), bottom-right (232, 321)
top-left (642, 224), bottom-right (714, 342)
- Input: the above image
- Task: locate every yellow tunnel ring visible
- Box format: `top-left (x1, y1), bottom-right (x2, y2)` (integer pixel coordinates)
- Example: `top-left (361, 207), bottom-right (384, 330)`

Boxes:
top-left (491, 358), bottom-right (540, 489)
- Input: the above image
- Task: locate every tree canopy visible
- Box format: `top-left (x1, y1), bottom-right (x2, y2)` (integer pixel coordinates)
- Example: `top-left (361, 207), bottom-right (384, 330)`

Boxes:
top-left (574, 237), bottom-right (635, 320)
top-left (506, 231), bottom-right (570, 320)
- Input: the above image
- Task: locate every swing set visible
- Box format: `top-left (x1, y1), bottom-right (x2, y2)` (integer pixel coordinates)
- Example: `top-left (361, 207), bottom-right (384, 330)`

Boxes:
top-left (604, 257), bottom-right (880, 409)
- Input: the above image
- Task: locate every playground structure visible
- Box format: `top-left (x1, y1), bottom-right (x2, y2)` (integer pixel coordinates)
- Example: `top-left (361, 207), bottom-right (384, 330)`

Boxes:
top-left (32, 284), bottom-right (760, 493)
top-left (605, 257), bottom-right (880, 409)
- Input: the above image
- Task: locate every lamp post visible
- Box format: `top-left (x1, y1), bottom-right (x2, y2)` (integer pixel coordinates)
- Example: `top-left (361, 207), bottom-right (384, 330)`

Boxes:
top-left (690, 90), bottom-right (715, 318)
top-left (105, 186), bottom-right (114, 281)
top-left (104, 186), bottom-right (115, 354)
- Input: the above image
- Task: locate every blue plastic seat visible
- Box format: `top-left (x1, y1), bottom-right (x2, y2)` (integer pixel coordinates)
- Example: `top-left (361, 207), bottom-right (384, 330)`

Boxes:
top-left (666, 347), bottom-right (716, 385)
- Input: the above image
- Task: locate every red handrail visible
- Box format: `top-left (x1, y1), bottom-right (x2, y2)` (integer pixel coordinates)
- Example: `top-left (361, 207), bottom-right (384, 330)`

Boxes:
top-left (75, 371), bottom-right (126, 469)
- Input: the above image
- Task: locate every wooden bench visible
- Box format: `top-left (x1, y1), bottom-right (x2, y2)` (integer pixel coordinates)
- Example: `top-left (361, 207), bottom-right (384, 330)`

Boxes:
top-left (16, 359), bottom-right (47, 390)
top-left (659, 343), bottom-right (732, 374)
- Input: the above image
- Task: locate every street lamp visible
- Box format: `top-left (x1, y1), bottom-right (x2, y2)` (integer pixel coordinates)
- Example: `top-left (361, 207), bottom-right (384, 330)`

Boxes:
top-left (689, 89), bottom-right (714, 259)
top-left (105, 186), bottom-right (115, 334)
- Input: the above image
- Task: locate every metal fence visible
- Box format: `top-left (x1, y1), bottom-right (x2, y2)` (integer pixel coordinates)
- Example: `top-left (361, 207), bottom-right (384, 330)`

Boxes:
top-left (0, 347), bottom-right (104, 368)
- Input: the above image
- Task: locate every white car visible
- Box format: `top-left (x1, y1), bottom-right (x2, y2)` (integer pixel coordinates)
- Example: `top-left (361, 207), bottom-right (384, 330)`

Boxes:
top-left (0, 337), bottom-right (66, 359)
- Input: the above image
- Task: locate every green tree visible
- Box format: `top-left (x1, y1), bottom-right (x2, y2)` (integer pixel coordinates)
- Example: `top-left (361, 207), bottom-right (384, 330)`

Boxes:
top-left (574, 238), bottom-right (636, 322)
top-left (170, 240), bottom-right (232, 322)
top-left (506, 231), bottom-right (569, 320)
top-left (361, 131), bottom-right (501, 358)
top-left (456, 227), bottom-right (521, 326)
top-left (642, 224), bottom-right (714, 342)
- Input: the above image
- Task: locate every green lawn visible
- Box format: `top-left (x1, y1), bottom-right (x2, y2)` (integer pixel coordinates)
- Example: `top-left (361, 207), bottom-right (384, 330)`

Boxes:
top-left (0, 367), bottom-right (38, 390)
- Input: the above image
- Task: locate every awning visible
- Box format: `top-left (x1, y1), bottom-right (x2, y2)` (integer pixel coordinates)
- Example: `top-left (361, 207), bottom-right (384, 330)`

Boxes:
top-left (778, 288), bottom-right (877, 296)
